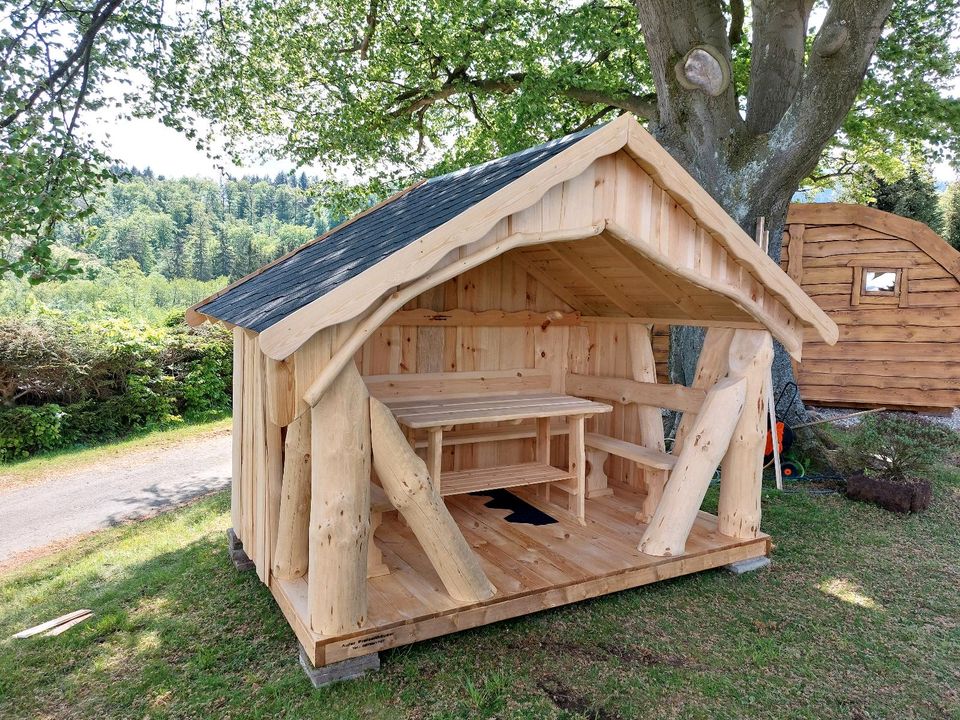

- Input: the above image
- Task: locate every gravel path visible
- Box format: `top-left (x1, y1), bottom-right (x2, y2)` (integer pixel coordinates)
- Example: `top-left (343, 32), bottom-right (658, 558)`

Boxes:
top-left (0, 432), bottom-right (231, 566)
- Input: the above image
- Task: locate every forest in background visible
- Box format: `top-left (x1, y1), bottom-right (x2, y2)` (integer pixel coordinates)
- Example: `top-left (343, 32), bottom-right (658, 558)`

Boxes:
top-left (0, 170), bottom-right (332, 462)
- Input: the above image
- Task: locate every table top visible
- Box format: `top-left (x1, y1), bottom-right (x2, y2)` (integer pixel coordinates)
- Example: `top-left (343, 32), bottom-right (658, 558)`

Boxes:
top-left (385, 392), bottom-right (613, 429)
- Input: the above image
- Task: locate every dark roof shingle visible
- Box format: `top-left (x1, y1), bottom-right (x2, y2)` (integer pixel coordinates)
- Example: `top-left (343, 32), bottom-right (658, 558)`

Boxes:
top-left (198, 125), bottom-right (600, 330)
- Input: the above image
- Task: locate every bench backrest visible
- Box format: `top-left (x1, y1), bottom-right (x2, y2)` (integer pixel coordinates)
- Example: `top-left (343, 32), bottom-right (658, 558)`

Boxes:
top-left (364, 368), bottom-right (552, 401)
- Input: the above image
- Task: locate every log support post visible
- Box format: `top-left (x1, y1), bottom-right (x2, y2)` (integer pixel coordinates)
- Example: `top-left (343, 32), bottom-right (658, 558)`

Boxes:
top-left (628, 324), bottom-right (668, 520)
top-left (370, 397), bottom-right (497, 603)
top-left (273, 413), bottom-right (312, 579)
top-left (308, 362), bottom-right (371, 636)
top-left (718, 330), bottom-right (774, 539)
top-left (673, 327), bottom-right (735, 453)
top-left (638, 376), bottom-right (746, 557)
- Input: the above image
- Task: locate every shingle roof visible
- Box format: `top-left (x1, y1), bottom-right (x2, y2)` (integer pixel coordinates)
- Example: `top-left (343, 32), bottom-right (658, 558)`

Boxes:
top-left (197, 125), bottom-right (601, 331)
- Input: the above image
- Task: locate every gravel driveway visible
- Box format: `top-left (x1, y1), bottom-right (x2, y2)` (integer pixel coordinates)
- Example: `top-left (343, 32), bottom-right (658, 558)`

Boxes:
top-left (0, 432), bottom-right (231, 567)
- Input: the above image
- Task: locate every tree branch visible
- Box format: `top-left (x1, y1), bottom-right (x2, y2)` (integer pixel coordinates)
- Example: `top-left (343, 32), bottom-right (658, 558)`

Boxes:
top-left (746, 0), bottom-right (814, 134)
top-left (0, 0), bottom-right (125, 130)
top-left (389, 74), bottom-right (658, 121)
top-left (728, 0), bottom-right (744, 46)
top-left (768, 0), bottom-right (895, 185)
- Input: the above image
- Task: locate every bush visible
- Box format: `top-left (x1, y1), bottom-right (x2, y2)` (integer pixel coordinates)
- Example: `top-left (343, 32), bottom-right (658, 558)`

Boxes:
top-left (0, 316), bottom-right (233, 462)
top-left (835, 413), bottom-right (960, 482)
top-left (0, 405), bottom-right (64, 462)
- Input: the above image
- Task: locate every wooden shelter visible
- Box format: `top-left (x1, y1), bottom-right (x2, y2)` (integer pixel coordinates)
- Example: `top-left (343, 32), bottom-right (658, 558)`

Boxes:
top-left (782, 203), bottom-right (960, 412)
top-left (188, 114), bottom-right (837, 669)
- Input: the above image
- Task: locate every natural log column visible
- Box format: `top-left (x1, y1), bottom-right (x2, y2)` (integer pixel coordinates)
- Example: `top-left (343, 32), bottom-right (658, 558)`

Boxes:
top-left (673, 327), bottom-right (735, 452)
top-left (638, 376), bottom-right (746, 557)
top-left (370, 397), bottom-right (497, 603)
top-left (272, 413), bottom-right (312, 579)
top-left (308, 362), bottom-right (371, 636)
top-left (718, 330), bottom-right (774, 539)
top-left (628, 324), bottom-right (668, 520)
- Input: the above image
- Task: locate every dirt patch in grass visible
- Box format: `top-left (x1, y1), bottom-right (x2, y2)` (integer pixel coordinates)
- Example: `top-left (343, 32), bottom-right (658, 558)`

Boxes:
top-left (538, 676), bottom-right (625, 720)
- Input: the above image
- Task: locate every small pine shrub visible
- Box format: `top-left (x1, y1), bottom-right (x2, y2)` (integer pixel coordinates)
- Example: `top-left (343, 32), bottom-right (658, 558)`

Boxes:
top-left (836, 413), bottom-right (960, 482)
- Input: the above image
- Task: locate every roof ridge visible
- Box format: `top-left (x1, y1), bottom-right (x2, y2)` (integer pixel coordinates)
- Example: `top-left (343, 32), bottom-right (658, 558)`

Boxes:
top-left (424, 124), bottom-right (604, 184)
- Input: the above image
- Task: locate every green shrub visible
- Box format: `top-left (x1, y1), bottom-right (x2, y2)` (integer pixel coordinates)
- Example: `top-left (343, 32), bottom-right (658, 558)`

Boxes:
top-left (0, 315), bottom-right (232, 462)
top-left (0, 405), bottom-right (64, 462)
top-left (836, 413), bottom-right (960, 481)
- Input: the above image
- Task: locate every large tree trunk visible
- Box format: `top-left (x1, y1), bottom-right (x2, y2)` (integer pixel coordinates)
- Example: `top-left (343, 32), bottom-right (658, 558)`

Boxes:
top-left (634, 0), bottom-right (895, 423)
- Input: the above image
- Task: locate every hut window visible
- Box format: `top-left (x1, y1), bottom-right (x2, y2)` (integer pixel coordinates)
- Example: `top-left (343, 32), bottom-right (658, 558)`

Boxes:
top-left (862, 269), bottom-right (899, 295)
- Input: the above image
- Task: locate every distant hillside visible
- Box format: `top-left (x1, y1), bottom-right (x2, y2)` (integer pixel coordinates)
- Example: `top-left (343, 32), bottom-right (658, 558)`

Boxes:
top-left (56, 168), bottom-right (335, 281)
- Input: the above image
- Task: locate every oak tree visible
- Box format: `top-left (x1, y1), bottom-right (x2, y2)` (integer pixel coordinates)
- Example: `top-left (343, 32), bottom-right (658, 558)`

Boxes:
top-left (149, 0), bottom-right (958, 417)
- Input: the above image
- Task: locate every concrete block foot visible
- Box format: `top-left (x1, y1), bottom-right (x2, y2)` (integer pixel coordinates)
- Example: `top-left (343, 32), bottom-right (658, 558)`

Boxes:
top-left (724, 556), bottom-right (771, 575)
top-left (226, 528), bottom-right (255, 571)
top-left (299, 645), bottom-right (380, 688)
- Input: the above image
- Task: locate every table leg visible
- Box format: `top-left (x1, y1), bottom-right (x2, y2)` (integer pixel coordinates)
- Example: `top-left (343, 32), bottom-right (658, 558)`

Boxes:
top-left (426, 427), bottom-right (443, 490)
top-left (569, 414), bottom-right (586, 524)
top-left (536, 416), bottom-right (551, 502)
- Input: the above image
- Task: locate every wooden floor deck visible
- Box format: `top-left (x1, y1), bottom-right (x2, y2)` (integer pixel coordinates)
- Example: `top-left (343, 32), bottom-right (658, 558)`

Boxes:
top-left (273, 483), bottom-right (770, 667)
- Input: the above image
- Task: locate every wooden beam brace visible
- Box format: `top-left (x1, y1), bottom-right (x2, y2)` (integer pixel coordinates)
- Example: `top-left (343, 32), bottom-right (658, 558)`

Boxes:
top-left (505, 250), bottom-right (598, 315)
top-left (673, 327), bottom-right (735, 453)
top-left (545, 241), bottom-right (648, 316)
top-left (638, 376), bottom-right (746, 557)
top-left (382, 308), bottom-right (582, 327)
top-left (565, 372), bottom-right (705, 414)
top-left (599, 235), bottom-right (710, 320)
top-left (369, 397), bottom-right (497, 603)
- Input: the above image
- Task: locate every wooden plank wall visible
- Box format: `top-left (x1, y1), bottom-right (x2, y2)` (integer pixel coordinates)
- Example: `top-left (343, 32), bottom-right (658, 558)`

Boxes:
top-left (353, 253), bottom-right (579, 474)
top-left (781, 218), bottom-right (960, 411)
top-left (233, 329), bottom-right (284, 583)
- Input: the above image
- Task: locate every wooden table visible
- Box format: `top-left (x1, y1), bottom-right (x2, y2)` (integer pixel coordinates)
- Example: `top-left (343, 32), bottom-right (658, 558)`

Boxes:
top-left (385, 392), bottom-right (612, 522)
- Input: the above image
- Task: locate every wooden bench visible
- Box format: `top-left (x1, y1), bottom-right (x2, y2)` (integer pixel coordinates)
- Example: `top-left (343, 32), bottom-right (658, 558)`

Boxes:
top-left (582, 432), bottom-right (676, 500)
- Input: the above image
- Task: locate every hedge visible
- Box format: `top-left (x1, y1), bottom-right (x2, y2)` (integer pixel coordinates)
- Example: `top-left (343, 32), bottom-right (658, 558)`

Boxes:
top-left (0, 315), bottom-right (232, 462)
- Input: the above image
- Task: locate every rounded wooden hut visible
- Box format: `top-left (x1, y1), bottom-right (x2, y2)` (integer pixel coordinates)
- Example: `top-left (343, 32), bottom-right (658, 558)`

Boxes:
top-left (188, 114), bottom-right (836, 670)
top-left (782, 203), bottom-right (960, 413)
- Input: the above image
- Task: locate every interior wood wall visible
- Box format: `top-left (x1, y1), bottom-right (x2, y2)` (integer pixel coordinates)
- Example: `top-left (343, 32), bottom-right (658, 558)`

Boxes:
top-left (352, 254), bottom-right (661, 487)
top-left (781, 220), bottom-right (960, 411)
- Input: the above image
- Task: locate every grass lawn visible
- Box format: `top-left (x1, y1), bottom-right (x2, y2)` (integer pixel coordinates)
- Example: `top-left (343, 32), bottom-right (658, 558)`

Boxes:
top-left (0, 416), bottom-right (231, 491)
top-left (1, 471), bottom-right (958, 719)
